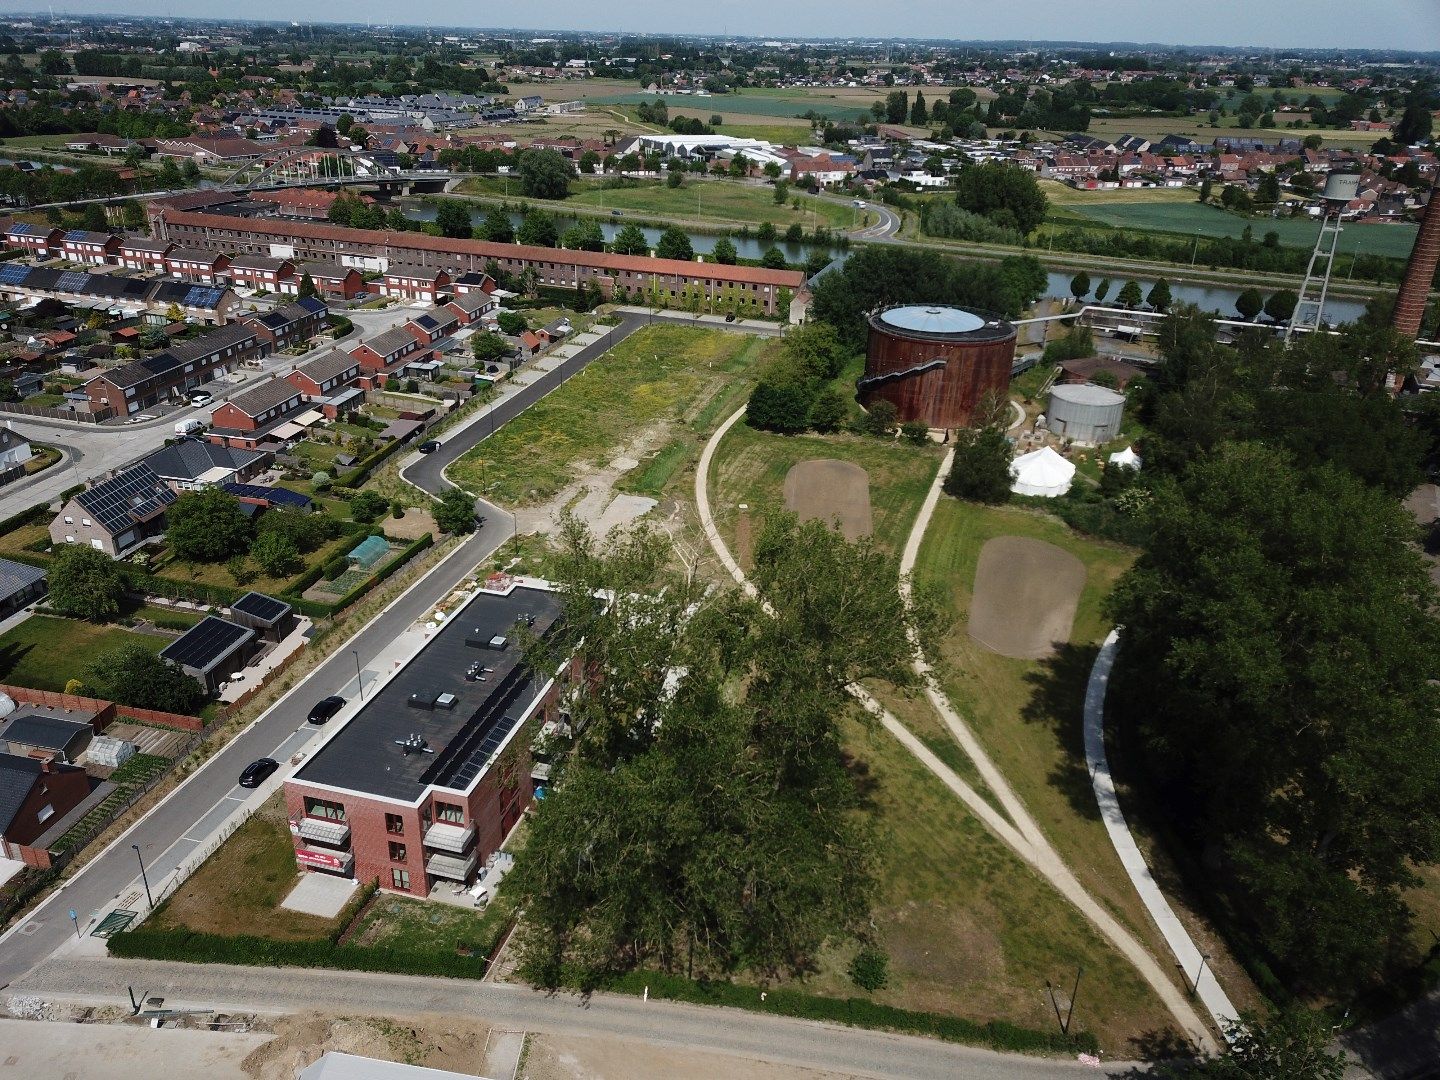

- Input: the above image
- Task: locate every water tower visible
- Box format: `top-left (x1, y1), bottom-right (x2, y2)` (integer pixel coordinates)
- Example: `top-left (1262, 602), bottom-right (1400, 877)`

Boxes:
top-left (1286, 172), bottom-right (1360, 342)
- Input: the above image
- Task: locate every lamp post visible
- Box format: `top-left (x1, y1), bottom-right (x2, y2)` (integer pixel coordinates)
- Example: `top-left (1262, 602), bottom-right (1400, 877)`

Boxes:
top-left (352, 648), bottom-right (365, 699)
top-left (1191, 953), bottom-right (1210, 997)
top-left (131, 844), bottom-right (153, 910)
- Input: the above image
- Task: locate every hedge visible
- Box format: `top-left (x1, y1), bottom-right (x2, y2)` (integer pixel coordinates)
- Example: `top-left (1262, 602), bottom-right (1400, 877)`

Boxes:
top-left (334, 437), bottom-right (408, 489)
top-left (597, 971), bottom-right (1099, 1055)
top-left (326, 533), bottom-right (432, 612)
top-left (0, 498), bottom-right (54, 537)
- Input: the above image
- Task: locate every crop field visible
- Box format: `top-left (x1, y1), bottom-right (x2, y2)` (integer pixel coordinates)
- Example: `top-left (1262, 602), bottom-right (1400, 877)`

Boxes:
top-left (586, 91), bottom-right (871, 122)
top-left (1061, 200), bottom-right (1417, 258)
top-left (562, 179), bottom-right (856, 229)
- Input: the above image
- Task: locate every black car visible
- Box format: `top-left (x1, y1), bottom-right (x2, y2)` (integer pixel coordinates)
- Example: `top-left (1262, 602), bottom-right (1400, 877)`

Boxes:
top-left (724, 312), bottom-right (736, 322)
top-left (307, 695), bottom-right (345, 725)
top-left (238, 758), bottom-right (279, 788)
top-left (417, 440), bottom-right (441, 454)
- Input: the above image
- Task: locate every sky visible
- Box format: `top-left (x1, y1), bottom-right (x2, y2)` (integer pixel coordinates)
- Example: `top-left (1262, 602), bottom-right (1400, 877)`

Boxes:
top-left (8, 0), bottom-right (1440, 51)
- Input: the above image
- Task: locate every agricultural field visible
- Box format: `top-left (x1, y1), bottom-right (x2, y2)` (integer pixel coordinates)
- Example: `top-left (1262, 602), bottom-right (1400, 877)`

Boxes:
top-left (1056, 199), bottom-right (1417, 259)
top-left (563, 178), bottom-right (856, 229)
top-left (449, 325), bottom-right (773, 507)
top-left (1077, 114), bottom-right (1380, 150)
top-left (585, 91), bottom-right (872, 123)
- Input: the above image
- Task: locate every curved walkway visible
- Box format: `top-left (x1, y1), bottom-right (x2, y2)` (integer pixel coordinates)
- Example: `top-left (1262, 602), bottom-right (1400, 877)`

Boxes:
top-left (1084, 630), bottom-right (1239, 1033)
top-left (695, 407), bottom-right (1214, 1052)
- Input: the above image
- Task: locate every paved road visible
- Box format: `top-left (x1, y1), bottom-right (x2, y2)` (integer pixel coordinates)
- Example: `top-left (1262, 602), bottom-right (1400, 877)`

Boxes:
top-left (16, 958), bottom-right (1139, 1079)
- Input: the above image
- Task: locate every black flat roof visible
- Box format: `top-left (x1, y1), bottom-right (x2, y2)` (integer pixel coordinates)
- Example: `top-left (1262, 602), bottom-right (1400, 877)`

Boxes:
top-left (294, 585), bottom-right (563, 803)
top-left (159, 616), bottom-right (255, 674)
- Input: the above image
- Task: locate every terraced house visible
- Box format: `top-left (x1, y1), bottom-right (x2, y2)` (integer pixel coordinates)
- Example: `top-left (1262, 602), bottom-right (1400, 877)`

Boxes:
top-left (348, 326), bottom-right (426, 388)
top-left (207, 377), bottom-right (305, 450)
top-left (240, 296), bottom-right (328, 353)
top-left (83, 323), bottom-right (262, 414)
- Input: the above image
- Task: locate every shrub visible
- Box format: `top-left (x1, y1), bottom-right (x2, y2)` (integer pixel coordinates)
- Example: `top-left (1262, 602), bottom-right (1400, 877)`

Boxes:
top-left (323, 556), bottom-right (349, 581)
top-left (899, 420), bottom-right (930, 446)
top-left (849, 945), bottom-right (890, 991)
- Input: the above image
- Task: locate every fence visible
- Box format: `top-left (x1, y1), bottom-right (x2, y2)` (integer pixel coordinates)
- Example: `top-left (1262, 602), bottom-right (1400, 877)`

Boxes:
top-left (0, 682), bottom-right (204, 733)
top-left (146, 805), bottom-right (255, 915)
top-left (215, 642), bottom-right (309, 723)
top-left (0, 401), bottom-right (113, 423)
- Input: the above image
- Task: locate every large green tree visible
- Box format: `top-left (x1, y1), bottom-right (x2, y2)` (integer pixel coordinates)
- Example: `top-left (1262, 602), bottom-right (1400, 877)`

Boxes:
top-left (952, 160), bottom-right (1049, 234)
top-left (47, 544), bottom-right (126, 621)
top-left (478, 206), bottom-right (514, 243)
top-left (1108, 443), bottom-right (1440, 991)
top-left (434, 200), bottom-right (473, 239)
top-left (166, 489), bottom-right (251, 563)
top-left (611, 223), bottom-right (650, 255)
top-left (655, 226), bottom-right (694, 262)
top-left (516, 209), bottom-right (559, 248)
top-left (942, 426), bottom-right (1013, 504)
top-left (87, 642), bottom-right (204, 714)
top-left (516, 148), bottom-right (574, 199)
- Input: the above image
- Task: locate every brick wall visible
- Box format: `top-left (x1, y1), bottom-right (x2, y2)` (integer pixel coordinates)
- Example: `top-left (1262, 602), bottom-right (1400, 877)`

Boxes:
top-left (0, 683), bottom-right (202, 733)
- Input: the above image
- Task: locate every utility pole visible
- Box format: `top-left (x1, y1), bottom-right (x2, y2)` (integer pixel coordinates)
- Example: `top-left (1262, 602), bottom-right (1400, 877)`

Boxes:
top-left (131, 844), bottom-right (153, 910)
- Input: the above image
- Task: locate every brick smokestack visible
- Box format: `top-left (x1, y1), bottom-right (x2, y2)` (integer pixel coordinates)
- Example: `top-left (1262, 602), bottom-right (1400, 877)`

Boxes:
top-left (1394, 175), bottom-right (1440, 340)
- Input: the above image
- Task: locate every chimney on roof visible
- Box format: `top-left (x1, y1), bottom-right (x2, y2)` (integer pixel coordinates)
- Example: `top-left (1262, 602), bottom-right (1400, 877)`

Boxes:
top-left (1393, 174), bottom-right (1440, 341)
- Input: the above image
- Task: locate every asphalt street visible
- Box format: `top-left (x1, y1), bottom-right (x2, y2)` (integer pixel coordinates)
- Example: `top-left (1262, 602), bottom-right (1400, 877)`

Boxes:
top-left (17, 957), bottom-right (1140, 1079)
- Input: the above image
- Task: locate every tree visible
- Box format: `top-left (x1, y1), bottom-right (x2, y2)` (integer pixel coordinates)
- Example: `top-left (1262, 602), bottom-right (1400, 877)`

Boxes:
top-left (348, 490), bottom-right (388, 524)
top-left (1235, 287), bottom-right (1264, 321)
top-left (560, 219), bottom-right (605, 251)
top-left (942, 426), bottom-right (1013, 504)
top-left (807, 388), bottom-right (848, 433)
top-left (433, 488), bottom-right (477, 534)
top-left (711, 236), bottom-right (737, 265)
top-left (1094, 278), bottom-right (1111, 303)
top-left (435, 201), bottom-right (474, 240)
top-left (471, 330), bottom-right (510, 365)
top-left (1146, 278), bottom-right (1173, 312)
top-left (1394, 102), bottom-right (1435, 146)
top-left (1198, 176), bottom-right (1213, 204)
top-left (517, 210), bottom-right (559, 248)
top-left (497, 310), bottom-right (528, 336)
top-left (747, 380), bottom-right (815, 434)
top-left (47, 545), bottom-right (125, 621)
top-left (88, 643), bottom-right (202, 714)
top-left (952, 161), bottom-right (1049, 234)
top-left (760, 247), bottom-right (788, 270)
top-left (1183, 1007), bottom-right (1345, 1080)
top-left (655, 226), bottom-right (693, 262)
top-left (166, 489), bottom-right (251, 562)
top-left (1264, 289), bottom-right (1298, 324)
top-left (773, 178), bottom-right (790, 205)
top-left (1108, 443), bottom-right (1440, 992)
top-left (517, 148), bottom-right (573, 199)
top-left (297, 271), bottom-right (318, 300)
top-left (909, 91), bottom-right (928, 127)
top-left (1256, 171), bottom-right (1281, 205)
top-left (249, 530), bottom-right (300, 577)
top-left (885, 90), bottom-right (908, 124)
top-left (756, 221), bottom-right (777, 246)
top-left (1069, 271), bottom-right (1091, 301)
top-left (82, 202), bottom-right (109, 232)
top-left (899, 420), bottom-right (929, 446)
top-left (478, 207), bottom-right (514, 243)
top-left (1116, 280), bottom-right (1143, 309)
top-left (859, 399), bottom-right (897, 437)
top-left (578, 150), bottom-right (600, 174)
top-left (612, 223), bottom-right (649, 256)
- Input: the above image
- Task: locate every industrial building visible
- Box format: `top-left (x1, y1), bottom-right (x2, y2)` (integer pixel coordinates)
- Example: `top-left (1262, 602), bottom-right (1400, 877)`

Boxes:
top-left (282, 580), bottom-right (568, 898)
top-left (1046, 383), bottom-right (1127, 446)
top-left (859, 305), bottom-right (1018, 430)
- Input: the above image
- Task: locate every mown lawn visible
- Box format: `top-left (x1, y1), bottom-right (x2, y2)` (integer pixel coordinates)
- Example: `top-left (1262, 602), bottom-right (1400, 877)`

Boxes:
top-left (450, 325), bottom-right (770, 506)
top-left (0, 616), bottom-right (167, 692)
top-left (708, 423), bottom-right (942, 562)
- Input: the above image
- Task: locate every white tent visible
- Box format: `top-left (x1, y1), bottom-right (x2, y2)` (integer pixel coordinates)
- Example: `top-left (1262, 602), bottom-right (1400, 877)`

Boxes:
top-left (1010, 446), bottom-right (1075, 498)
top-left (1108, 446), bottom-right (1142, 470)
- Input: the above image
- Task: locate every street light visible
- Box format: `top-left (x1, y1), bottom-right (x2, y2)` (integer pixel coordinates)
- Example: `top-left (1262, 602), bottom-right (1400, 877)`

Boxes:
top-left (131, 844), bottom-right (153, 910)
top-left (1191, 953), bottom-right (1211, 997)
top-left (352, 648), bottom-right (365, 700)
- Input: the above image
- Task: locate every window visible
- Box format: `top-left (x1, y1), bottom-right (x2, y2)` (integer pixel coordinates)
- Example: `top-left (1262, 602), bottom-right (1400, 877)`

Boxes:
top-left (81, 519), bottom-right (91, 527)
top-left (35, 804), bottom-right (53, 824)
top-left (391, 868), bottom-right (410, 890)
top-left (63, 516), bottom-right (72, 524)
top-left (385, 813), bottom-right (404, 835)
top-left (389, 841), bottom-right (407, 862)
top-left (305, 797), bottom-right (345, 821)
top-left (65, 535), bottom-right (74, 543)
top-left (435, 801), bottom-right (464, 824)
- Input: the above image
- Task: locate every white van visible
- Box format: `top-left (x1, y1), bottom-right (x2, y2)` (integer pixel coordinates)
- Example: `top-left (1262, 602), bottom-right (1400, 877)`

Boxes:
top-left (174, 418), bottom-right (205, 437)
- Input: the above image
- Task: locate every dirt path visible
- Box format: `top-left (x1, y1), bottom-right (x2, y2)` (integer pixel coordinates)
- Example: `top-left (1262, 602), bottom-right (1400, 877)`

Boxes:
top-left (695, 407), bottom-right (1214, 1053)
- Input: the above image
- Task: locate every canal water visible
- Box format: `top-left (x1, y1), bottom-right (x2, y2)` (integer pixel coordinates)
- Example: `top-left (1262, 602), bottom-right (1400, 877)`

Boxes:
top-left (400, 202), bottom-right (1367, 325)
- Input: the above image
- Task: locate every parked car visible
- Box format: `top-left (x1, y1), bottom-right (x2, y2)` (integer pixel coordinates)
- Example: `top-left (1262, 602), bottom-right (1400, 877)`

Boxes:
top-left (188, 390), bottom-right (212, 406)
top-left (238, 757), bottom-right (279, 788)
top-left (417, 440), bottom-right (441, 454)
top-left (610, 209), bottom-right (623, 216)
top-left (307, 695), bottom-right (345, 725)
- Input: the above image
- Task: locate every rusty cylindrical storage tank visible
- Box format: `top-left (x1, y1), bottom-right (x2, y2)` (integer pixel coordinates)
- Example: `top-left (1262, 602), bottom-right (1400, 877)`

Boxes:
top-left (861, 305), bottom-right (1018, 429)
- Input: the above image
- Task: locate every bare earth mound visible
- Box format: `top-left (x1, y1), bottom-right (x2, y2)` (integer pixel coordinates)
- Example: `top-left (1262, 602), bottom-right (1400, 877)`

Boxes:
top-left (783, 459), bottom-right (873, 540)
top-left (968, 536), bottom-right (1086, 659)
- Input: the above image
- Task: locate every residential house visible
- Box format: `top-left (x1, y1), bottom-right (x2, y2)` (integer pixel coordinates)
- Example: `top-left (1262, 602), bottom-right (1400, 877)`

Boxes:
top-left (4, 224), bottom-right (64, 259)
top-left (59, 231), bottom-right (121, 266)
top-left (0, 425), bottom-right (32, 471)
top-left (0, 558), bottom-right (45, 618)
top-left (382, 263), bottom-right (451, 302)
top-left (207, 377), bottom-right (306, 449)
top-left (144, 439), bottom-right (270, 491)
top-left (241, 296), bottom-right (328, 354)
top-left (164, 247), bottom-right (232, 284)
top-left (285, 349), bottom-right (362, 418)
top-left (0, 754), bottom-right (91, 865)
top-left (404, 306), bottom-right (459, 346)
top-left (226, 254), bottom-right (295, 292)
top-left (159, 616), bottom-right (257, 693)
top-left (348, 327), bottom-right (425, 386)
top-left (83, 323), bottom-right (262, 414)
top-left (49, 462), bottom-right (176, 557)
top-left (119, 237), bottom-right (174, 272)
top-left (449, 271), bottom-right (496, 296)
top-left (281, 262), bottom-right (363, 300)
top-left (444, 291), bottom-right (496, 325)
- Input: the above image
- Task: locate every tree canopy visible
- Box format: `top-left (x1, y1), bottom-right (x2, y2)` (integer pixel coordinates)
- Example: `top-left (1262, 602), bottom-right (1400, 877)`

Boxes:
top-left (47, 544), bottom-right (126, 621)
top-left (516, 148), bottom-right (574, 200)
top-left (166, 489), bottom-right (251, 563)
top-left (87, 642), bottom-right (204, 714)
top-left (434, 200), bottom-right (473, 240)
top-left (655, 226), bottom-right (694, 262)
top-left (516, 209), bottom-right (559, 248)
top-left (952, 160), bottom-right (1049, 234)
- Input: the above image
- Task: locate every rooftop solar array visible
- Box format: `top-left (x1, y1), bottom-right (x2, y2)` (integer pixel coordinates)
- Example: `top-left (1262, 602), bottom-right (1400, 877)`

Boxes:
top-left (159, 616), bottom-right (255, 673)
top-left (75, 464), bottom-right (175, 535)
top-left (231, 591), bottom-right (291, 624)
top-left (0, 264), bottom-right (32, 285)
top-left (54, 270), bottom-right (91, 292)
top-left (182, 286), bottom-right (226, 309)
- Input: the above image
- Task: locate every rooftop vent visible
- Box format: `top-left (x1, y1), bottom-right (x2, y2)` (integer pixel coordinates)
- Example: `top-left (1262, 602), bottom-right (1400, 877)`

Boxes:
top-left (395, 733), bottom-right (433, 755)
top-left (407, 691), bottom-right (438, 710)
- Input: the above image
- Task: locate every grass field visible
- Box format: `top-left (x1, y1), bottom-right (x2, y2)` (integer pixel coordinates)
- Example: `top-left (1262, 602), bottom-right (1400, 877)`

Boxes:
top-left (1057, 199), bottom-right (1416, 259)
top-left (0, 616), bottom-right (167, 692)
top-left (708, 424), bottom-right (942, 562)
top-left (586, 91), bottom-right (871, 122)
top-left (449, 326), bottom-right (772, 507)
top-left (911, 497), bottom-right (1262, 1016)
top-left (1038, 180), bottom-right (1197, 207)
top-left (1080, 114), bottom-right (1379, 150)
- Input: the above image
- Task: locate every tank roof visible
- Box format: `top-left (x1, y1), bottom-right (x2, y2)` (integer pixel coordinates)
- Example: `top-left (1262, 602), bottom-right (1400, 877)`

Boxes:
top-left (1049, 382), bottom-right (1126, 406)
top-left (878, 305), bottom-right (985, 336)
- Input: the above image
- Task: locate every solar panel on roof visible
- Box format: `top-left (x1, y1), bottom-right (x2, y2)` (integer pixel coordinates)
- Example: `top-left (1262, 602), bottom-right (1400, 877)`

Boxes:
top-left (183, 286), bottom-right (224, 309)
top-left (159, 616), bottom-right (253, 672)
top-left (55, 271), bottom-right (90, 292)
top-left (0, 264), bottom-right (31, 285)
top-left (232, 592), bottom-right (290, 623)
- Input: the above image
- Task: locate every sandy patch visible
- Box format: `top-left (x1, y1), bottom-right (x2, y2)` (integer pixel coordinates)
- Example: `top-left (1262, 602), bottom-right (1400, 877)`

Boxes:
top-left (242, 1013), bottom-right (492, 1080)
top-left (513, 429), bottom-right (663, 539)
top-left (520, 1031), bottom-right (862, 1080)
top-left (384, 507), bottom-right (438, 540)
top-left (968, 536), bottom-right (1086, 660)
top-left (783, 459), bottom-right (873, 541)
top-left (1406, 482), bottom-right (1439, 527)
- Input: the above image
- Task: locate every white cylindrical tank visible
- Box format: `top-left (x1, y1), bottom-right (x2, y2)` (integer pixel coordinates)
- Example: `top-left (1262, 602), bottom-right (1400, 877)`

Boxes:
top-left (0, 693), bottom-right (16, 721)
top-left (1323, 172), bottom-right (1360, 203)
top-left (1047, 383), bottom-right (1126, 445)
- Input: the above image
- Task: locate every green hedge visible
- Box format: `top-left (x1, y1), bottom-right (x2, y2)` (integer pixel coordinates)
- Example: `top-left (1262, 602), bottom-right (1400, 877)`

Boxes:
top-left (598, 971), bottom-right (1099, 1055)
top-left (327, 533), bottom-right (432, 612)
top-left (0, 498), bottom-right (54, 537)
top-left (334, 438), bottom-right (408, 489)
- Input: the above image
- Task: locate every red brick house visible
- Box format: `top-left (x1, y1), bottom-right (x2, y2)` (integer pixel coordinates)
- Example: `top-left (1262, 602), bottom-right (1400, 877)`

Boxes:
top-left (226, 253), bottom-right (295, 292)
top-left (240, 296), bottom-right (328, 354)
top-left (83, 323), bottom-right (262, 414)
top-left (444, 291), bottom-right (497, 325)
top-left (119, 236), bottom-right (174, 272)
top-left (60, 230), bottom-right (122, 265)
top-left (281, 262), bottom-right (364, 300)
top-left (0, 754), bottom-right (91, 866)
top-left (382, 263), bottom-right (451, 302)
top-left (4, 223), bottom-right (63, 258)
top-left (165, 247), bottom-right (231, 284)
top-left (449, 271), bottom-right (496, 296)
top-left (207, 377), bottom-right (305, 448)
top-left (404, 306), bottom-right (459, 345)
top-left (285, 349), bottom-right (361, 417)
top-left (348, 327), bottom-right (426, 387)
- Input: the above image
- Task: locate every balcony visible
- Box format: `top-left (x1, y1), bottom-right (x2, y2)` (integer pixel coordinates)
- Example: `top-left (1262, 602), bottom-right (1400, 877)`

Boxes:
top-left (294, 816), bottom-right (350, 847)
top-left (423, 820), bottom-right (475, 855)
top-left (426, 849), bottom-right (479, 882)
top-left (296, 847), bottom-right (354, 874)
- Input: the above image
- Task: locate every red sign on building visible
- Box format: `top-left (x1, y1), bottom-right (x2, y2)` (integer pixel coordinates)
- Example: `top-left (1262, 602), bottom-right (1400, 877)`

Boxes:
top-left (295, 848), bottom-right (347, 871)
